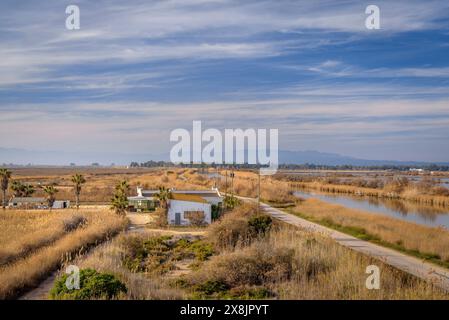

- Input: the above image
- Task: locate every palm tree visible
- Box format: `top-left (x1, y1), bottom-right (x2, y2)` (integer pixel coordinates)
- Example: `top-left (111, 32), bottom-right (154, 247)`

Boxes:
top-left (156, 186), bottom-right (170, 209)
top-left (110, 180), bottom-right (129, 216)
top-left (224, 195), bottom-right (239, 210)
top-left (10, 180), bottom-right (25, 197)
top-left (0, 168), bottom-right (12, 209)
top-left (42, 185), bottom-right (58, 210)
top-left (71, 174), bottom-right (86, 209)
top-left (22, 184), bottom-right (35, 197)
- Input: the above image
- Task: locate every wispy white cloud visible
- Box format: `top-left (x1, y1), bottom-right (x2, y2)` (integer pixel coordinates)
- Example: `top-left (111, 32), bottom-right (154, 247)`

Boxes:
top-left (1, 0), bottom-right (449, 161)
top-left (1, 0), bottom-right (448, 86)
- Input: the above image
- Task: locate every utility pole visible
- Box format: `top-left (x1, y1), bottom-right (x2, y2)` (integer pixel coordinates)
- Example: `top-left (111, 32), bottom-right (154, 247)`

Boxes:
top-left (225, 167), bottom-right (228, 196)
top-left (258, 169), bottom-right (261, 215)
top-left (230, 166), bottom-right (235, 198)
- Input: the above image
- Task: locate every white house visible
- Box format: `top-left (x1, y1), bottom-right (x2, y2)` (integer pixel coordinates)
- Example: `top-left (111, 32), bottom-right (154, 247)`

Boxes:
top-left (168, 188), bottom-right (222, 225)
top-left (127, 187), bottom-right (223, 225)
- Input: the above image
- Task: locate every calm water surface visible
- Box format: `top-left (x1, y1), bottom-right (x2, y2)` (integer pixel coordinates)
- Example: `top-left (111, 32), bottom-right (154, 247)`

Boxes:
top-left (294, 190), bottom-right (449, 228)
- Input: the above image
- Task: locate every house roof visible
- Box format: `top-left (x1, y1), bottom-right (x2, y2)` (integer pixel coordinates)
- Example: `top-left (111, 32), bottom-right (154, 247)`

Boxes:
top-left (141, 190), bottom-right (159, 197)
top-left (128, 196), bottom-right (154, 201)
top-left (10, 197), bottom-right (46, 203)
top-left (171, 189), bottom-right (222, 198)
top-left (169, 193), bottom-right (208, 203)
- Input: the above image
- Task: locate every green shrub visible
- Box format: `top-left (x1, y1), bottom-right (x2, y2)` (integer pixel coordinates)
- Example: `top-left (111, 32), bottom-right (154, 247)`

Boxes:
top-left (229, 286), bottom-right (273, 299)
top-left (190, 241), bottom-right (215, 261)
top-left (195, 280), bottom-right (229, 295)
top-left (50, 268), bottom-right (127, 300)
top-left (121, 235), bottom-right (172, 272)
top-left (248, 215), bottom-right (272, 235)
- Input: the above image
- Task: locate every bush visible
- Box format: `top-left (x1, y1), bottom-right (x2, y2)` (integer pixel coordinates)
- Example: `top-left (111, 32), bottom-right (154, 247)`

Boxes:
top-left (195, 280), bottom-right (229, 295)
top-left (63, 215), bottom-right (87, 232)
top-left (229, 286), bottom-right (273, 299)
top-left (50, 268), bottom-right (127, 300)
top-left (153, 208), bottom-right (168, 228)
top-left (190, 241), bottom-right (215, 261)
top-left (207, 204), bottom-right (260, 250)
top-left (121, 235), bottom-right (172, 273)
top-left (201, 243), bottom-right (294, 287)
top-left (248, 215), bottom-right (272, 236)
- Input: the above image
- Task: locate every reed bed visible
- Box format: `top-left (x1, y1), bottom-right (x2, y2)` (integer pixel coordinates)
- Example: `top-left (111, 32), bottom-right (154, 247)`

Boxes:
top-left (0, 211), bottom-right (87, 266)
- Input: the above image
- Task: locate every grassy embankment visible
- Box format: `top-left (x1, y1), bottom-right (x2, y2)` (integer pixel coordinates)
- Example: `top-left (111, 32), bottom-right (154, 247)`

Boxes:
top-left (0, 209), bottom-right (127, 299)
top-left (289, 198), bottom-right (449, 268)
top-left (208, 170), bottom-right (449, 269)
top-left (55, 204), bottom-right (447, 300)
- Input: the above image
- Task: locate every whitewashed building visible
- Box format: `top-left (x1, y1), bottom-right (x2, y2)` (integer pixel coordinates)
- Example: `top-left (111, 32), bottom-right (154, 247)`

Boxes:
top-left (127, 187), bottom-right (223, 225)
top-left (168, 188), bottom-right (223, 225)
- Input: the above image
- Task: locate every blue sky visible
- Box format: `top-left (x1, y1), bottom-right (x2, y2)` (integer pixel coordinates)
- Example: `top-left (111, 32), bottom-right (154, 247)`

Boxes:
top-left (1, 0), bottom-right (449, 163)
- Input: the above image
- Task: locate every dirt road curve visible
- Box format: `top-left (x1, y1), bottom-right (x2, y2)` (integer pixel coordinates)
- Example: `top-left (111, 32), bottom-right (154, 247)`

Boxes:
top-left (244, 197), bottom-right (449, 292)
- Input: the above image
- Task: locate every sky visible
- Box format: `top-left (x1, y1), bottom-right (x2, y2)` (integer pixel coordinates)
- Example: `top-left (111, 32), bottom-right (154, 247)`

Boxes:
top-left (1, 0), bottom-right (449, 164)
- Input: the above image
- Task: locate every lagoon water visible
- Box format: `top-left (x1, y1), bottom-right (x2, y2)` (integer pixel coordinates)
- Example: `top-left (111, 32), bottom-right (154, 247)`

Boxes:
top-left (294, 190), bottom-right (449, 229)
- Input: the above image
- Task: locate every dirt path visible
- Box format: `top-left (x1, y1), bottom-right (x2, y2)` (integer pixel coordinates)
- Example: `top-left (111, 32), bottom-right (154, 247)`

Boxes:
top-left (240, 196), bottom-right (449, 292)
top-left (19, 272), bottom-right (59, 300)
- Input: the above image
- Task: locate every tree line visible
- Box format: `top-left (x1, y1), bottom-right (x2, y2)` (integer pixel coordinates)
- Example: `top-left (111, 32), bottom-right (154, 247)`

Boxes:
top-left (0, 168), bottom-right (86, 210)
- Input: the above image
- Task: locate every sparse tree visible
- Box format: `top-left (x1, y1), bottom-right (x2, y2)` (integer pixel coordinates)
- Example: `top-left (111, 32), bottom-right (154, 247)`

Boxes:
top-left (71, 173), bottom-right (86, 209)
top-left (22, 184), bottom-right (35, 197)
top-left (42, 185), bottom-right (58, 210)
top-left (156, 186), bottom-right (170, 209)
top-left (10, 180), bottom-right (24, 197)
top-left (10, 181), bottom-right (35, 198)
top-left (224, 195), bottom-right (239, 210)
top-left (110, 180), bottom-right (129, 216)
top-left (0, 168), bottom-right (12, 209)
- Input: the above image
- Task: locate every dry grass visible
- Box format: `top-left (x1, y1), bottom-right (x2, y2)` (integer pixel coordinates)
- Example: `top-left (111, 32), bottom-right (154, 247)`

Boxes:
top-left (293, 198), bottom-right (449, 262)
top-left (186, 208), bottom-right (447, 299)
top-left (0, 210), bottom-right (87, 266)
top-left (0, 209), bottom-right (127, 299)
top-left (50, 204), bottom-right (449, 300)
top-left (217, 170), bottom-right (297, 203)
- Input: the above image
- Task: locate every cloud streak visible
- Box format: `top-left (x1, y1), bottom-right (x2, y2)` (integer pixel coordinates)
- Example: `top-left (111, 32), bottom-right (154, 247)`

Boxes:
top-left (1, 0), bottom-right (449, 162)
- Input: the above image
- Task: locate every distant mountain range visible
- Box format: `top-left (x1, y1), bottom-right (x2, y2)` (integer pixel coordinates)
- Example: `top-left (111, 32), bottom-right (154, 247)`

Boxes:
top-left (278, 150), bottom-right (449, 166)
top-left (1, 147), bottom-right (448, 167)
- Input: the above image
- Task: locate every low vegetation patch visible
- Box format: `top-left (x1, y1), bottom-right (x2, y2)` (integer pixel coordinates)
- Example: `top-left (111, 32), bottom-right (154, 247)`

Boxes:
top-left (120, 235), bottom-right (214, 275)
top-left (50, 268), bottom-right (127, 300)
top-left (207, 204), bottom-right (274, 250)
